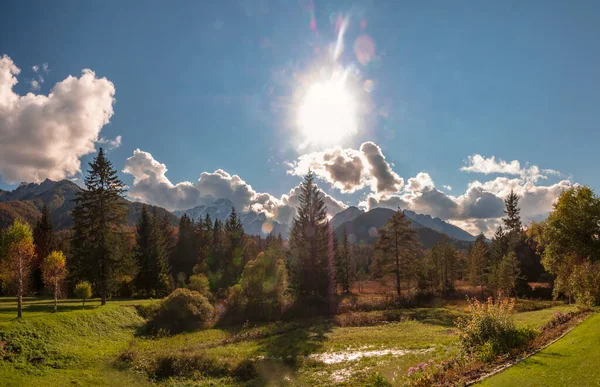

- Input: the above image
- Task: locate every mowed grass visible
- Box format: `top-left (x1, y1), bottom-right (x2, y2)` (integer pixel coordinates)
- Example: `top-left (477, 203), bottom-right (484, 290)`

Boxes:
top-left (479, 312), bottom-right (600, 387)
top-left (0, 296), bottom-right (153, 327)
top-left (0, 297), bottom-right (151, 386)
top-left (0, 296), bottom-right (577, 386)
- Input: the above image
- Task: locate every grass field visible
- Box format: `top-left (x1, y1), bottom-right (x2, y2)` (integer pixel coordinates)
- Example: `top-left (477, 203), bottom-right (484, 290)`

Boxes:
top-left (0, 296), bottom-right (580, 386)
top-left (478, 312), bottom-right (600, 387)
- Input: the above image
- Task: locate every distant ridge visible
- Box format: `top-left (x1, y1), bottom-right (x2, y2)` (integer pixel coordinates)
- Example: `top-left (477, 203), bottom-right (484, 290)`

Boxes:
top-left (0, 179), bottom-right (178, 229)
top-left (334, 207), bottom-right (473, 250)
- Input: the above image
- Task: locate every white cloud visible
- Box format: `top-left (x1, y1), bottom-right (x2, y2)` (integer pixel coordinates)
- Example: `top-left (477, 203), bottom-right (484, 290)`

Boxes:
top-left (288, 141), bottom-right (403, 196)
top-left (30, 79), bottom-right (40, 91)
top-left (98, 135), bottom-right (122, 150)
top-left (123, 149), bottom-right (347, 225)
top-left (461, 154), bottom-right (559, 183)
top-left (363, 170), bottom-right (572, 237)
top-left (442, 185), bottom-right (452, 191)
top-left (288, 147), bottom-right (369, 193)
top-left (32, 63), bottom-right (49, 74)
top-left (0, 55), bottom-right (116, 184)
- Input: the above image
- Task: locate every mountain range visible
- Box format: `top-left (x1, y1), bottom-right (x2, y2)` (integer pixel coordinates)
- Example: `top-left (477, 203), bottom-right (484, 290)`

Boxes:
top-left (0, 180), bottom-right (476, 249)
top-left (332, 207), bottom-right (474, 250)
top-left (330, 206), bottom-right (477, 242)
top-left (173, 199), bottom-right (289, 237)
top-left (0, 179), bottom-right (178, 230)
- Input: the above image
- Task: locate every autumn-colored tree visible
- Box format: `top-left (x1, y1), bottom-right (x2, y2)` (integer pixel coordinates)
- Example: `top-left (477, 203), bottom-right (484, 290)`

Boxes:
top-left (0, 220), bottom-right (36, 319)
top-left (42, 251), bottom-right (67, 312)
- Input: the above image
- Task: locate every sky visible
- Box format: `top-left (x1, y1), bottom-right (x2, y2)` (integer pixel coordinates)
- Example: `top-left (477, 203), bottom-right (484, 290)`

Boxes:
top-left (1, 0), bottom-right (599, 236)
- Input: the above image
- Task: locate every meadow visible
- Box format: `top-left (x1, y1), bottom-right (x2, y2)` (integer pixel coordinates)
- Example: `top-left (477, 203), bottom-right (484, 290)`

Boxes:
top-left (0, 296), bottom-right (582, 386)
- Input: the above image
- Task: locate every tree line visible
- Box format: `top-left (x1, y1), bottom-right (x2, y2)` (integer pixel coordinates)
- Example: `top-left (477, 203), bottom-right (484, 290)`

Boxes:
top-left (1, 148), bottom-right (599, 320)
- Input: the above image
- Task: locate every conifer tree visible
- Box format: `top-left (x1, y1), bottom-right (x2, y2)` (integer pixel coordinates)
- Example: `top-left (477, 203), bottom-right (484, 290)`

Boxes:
top-left (170, 214), bottom-right (196, 283)
top-left (33, 205), bottom-right (54, 292)
top-left (502, 190), bottom-right (522, 233)
top-left (336, 227), bottom-right (354, 294)
top-left (372, 210), bottom-right (421, 296)
top-left (468, 234), bottom-right (488, 299)
top-left (134, 207), bottom-right (169, 296)
top-left (289, 171), bottom-right (331, 303)
top-left (70, 148), bottom-right (127, 305)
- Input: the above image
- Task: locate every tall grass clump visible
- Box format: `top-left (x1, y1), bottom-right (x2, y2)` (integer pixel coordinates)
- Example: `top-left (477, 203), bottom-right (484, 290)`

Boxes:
top-left (456, 297), bottom-right (536, 361)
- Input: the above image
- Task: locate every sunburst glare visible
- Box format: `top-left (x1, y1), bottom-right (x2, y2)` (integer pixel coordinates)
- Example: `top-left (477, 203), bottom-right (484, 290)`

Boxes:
top-left (297, 70), bottom-right (357, 147)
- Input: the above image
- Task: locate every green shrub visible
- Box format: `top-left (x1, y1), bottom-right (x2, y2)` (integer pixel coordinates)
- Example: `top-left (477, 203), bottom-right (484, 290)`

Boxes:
top-left (147, 288), bottom-right (214, 334)
top-left (189, 273), bottom-right (212, 300)
top-left (153, 353), bottom-right (228, 379)
top-left (136, 301), bottom-right (160, 320)
top-left (74, 281), bottom-right (92, 306)
top-left (456, 297), bottom-right (536, 361)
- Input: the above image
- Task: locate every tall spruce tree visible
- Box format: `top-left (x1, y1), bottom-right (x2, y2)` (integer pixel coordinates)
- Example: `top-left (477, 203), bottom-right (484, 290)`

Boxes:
top-left (134, 207), bottom-right (170, 297)
top-left (289, 171), bottom-right (332, 304)
top-left (503, 190), bottom-right (522, 233)
top-left (33, 205), bottom-right (54, 292)
top-left (70, 148), bottom-right (127, 305)
top-left (372, 210), bottom-right (421, 296)
top-left (468, 234), bottom-right (488, 299)
top-left (170, 214), bottom-right (196, 282)
top-left (335, 227), bottom-right (354, 294)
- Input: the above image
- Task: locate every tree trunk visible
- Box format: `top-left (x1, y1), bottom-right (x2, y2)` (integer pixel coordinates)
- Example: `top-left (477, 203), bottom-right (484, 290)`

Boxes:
top-left (54, 278), bottom-right (58, 312)
top-left (18, 262), bottom-right (23, 319)
top-left (395, 234), bottom-right (401, 296)
top-left (101, 292), bottom-right (106, 306)
top-left (17, 292), bottom-right (22, 319)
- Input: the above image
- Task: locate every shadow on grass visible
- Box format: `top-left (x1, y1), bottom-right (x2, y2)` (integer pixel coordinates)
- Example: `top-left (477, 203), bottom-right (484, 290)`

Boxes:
top-left (381, 307), bottom-right (463, 328)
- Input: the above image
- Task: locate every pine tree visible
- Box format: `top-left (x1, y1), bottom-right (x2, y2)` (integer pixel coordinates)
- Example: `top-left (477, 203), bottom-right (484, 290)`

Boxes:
top-left (468, 234), bottom-right (488, 299)
top-left (503, 190), bottom-right (522, 233)
top-left (497, 251), bottom-right (521, 296)
top-left (32, 205), bottom-right (54, 292)
top-left (170, 214), bottom-right (196, 283)
top-left (430, 236), bottom-right (460, 294)
top-left (289, 171), bottom-right (332, 304)
top-left (70, 148), bottom-right (127, 305)
top-left (336, 227), bottom-right (354, 293)
top-left (372, 210), bottom-right (421, 296)
top-left (134, 206), bottom-right (169, 297)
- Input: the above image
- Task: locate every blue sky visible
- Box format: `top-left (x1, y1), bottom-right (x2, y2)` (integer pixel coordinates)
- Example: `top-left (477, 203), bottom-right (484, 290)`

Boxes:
top-left (1, 0), bottom-right (599, 235)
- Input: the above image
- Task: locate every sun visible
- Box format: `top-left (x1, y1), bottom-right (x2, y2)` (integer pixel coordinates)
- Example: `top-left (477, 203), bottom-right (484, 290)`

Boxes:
top-left (297, 72), bottom-right (357, 146)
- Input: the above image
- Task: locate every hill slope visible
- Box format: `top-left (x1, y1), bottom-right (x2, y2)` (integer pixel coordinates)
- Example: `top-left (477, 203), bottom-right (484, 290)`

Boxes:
top-left (0, 179), bottom-right (178, 229)
top-left (335, 208), bottom-right (472, 250)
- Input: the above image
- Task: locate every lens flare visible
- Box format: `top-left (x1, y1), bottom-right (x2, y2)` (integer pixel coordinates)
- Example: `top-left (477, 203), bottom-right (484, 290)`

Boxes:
top-left (354, 35), bottom-right (376, 65)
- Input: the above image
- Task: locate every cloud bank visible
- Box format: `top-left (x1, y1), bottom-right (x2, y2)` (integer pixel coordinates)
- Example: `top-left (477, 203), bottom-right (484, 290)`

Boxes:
top-left (123, 149), bottom-right (347, 225)
top-left (0, 55), bottom-right (116, 183)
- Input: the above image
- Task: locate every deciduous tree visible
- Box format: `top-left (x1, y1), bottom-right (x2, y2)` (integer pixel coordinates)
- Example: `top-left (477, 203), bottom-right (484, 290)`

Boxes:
top-left (42, 251), bottom-right (67, 312)
top-left (0, 220), bottom-right (36, 318)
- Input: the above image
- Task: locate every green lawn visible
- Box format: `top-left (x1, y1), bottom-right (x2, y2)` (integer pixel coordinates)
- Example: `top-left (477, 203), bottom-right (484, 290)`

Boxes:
top-left (0, 296), bottom-right (153, 327)
top-left (0, 296), bottom-right (580, 386)
top-left (479, 312), bottom-right (600, 387)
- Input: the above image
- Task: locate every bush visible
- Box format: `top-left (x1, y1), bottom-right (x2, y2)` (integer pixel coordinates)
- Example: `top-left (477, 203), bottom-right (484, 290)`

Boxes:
top-left (189, 274), bottom-right (212, 300)
top-left (136, 301), bottom-right (160, 320)
top-left (456, 297), bottom-right (536, 361)
top-left (153, 353), bottom-right (228, 379)
top-left (147, 288), bottom-right (214, 334)
top-left (74, 281), bottom-right (92, 306)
